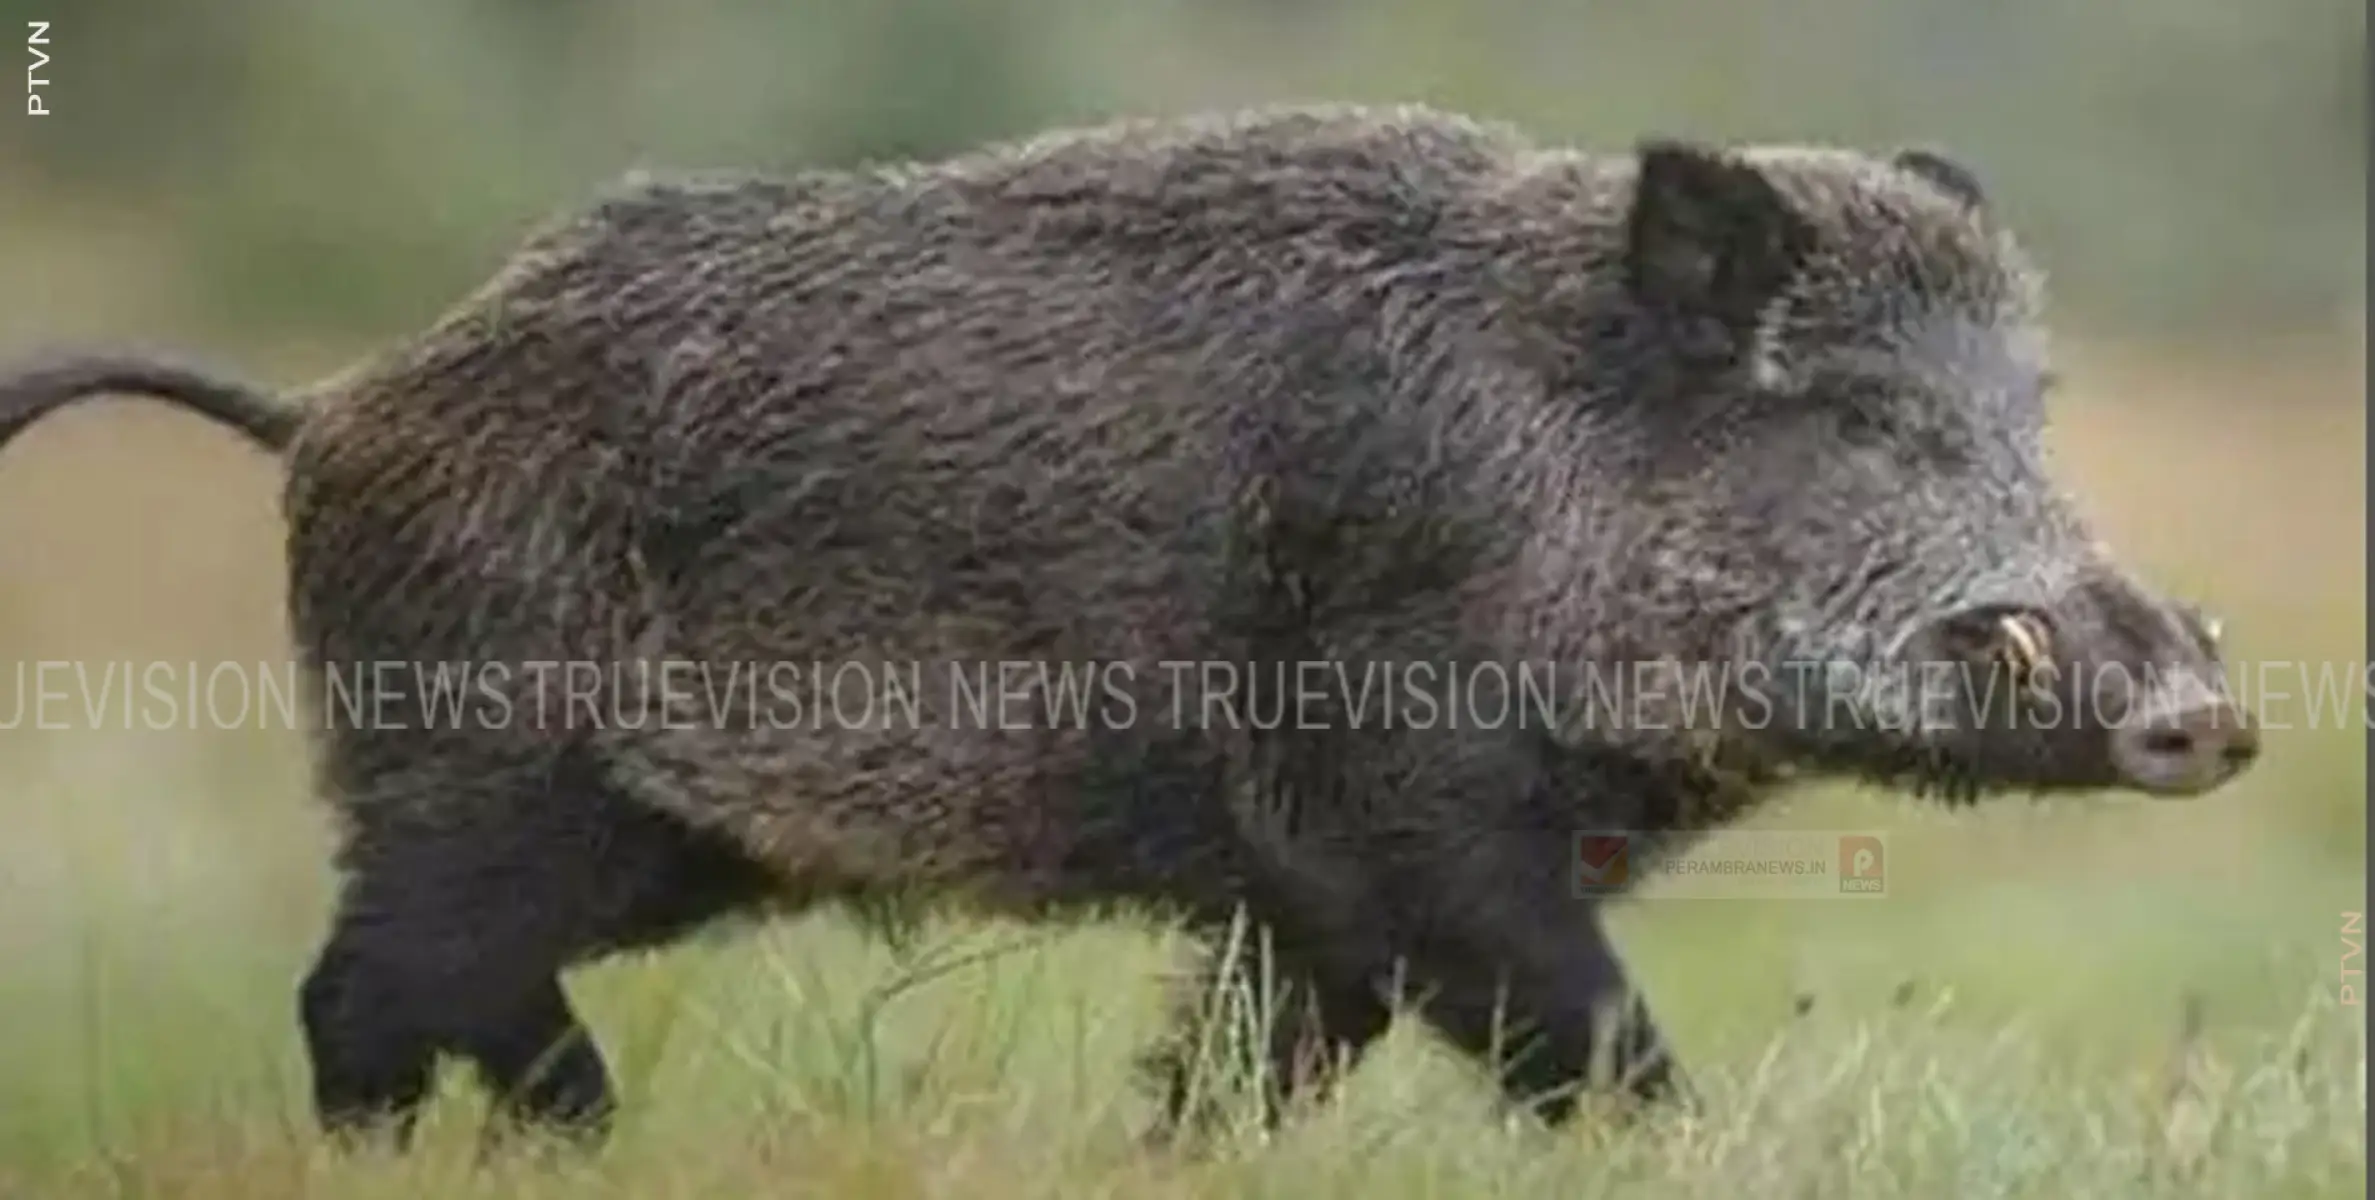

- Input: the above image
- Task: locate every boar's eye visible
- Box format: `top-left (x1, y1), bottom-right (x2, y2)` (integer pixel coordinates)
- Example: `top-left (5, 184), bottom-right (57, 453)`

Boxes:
top-left (1829, 383), bottom-right (1904, 448)
top-left (1835, 403), bottom-right (1894, 447)
top-left (1826, 383), bottom-right (1973, 467)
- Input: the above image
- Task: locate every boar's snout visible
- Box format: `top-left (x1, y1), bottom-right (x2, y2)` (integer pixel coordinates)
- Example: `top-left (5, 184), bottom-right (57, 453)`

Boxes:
top-left (2077, 579), bottom-right (2263, 797)
top-left (1901, 577), bottom-right (2262, 799)
top-left (2107, 686), bottom-right (2261, 796)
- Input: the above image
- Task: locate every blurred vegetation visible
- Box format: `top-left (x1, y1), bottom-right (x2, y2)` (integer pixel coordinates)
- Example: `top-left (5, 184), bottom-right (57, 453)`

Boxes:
top-left (0, 0), bottom-right (2364, 341)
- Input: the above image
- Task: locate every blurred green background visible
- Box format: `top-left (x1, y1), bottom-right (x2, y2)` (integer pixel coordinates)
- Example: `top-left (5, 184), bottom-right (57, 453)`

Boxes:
top-left (0, 0), bottom-right (2364, 339)
top-left (0, 3), bottom-right (2363, 1196)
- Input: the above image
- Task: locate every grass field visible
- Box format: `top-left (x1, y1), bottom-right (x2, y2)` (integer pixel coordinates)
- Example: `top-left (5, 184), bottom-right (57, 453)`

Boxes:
top-left (0, 336), bottom-right (2362, 1197)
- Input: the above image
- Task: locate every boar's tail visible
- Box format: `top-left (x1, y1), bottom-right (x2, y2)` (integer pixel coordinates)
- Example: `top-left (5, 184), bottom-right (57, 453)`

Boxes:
top-left (0, 349), bottom-right (301, 455)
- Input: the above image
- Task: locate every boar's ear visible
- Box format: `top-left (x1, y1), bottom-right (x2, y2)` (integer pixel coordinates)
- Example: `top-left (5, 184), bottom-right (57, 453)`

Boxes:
top-left (1624, 140), bottom-right (1810, 362)
top-left (1892, 147), bottom-right (1986, 211)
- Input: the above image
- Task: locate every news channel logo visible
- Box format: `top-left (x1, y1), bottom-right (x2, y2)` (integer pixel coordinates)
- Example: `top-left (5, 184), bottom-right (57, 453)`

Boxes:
top-left (1574, 833), bottom-right (1632, 893)
top-left (1570, 830), bottom-right (1889, 899)
top-left (1839, 833), bottom-right (1886, 894)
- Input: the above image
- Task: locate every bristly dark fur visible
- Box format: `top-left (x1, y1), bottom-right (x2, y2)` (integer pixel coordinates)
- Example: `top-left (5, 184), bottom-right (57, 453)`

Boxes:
top-left (0, 103), bottom-right (2254, 1151)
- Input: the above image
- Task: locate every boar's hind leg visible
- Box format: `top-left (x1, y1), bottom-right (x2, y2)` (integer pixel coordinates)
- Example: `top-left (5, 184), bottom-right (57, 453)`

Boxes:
top-left (299, 746), bottom-right (779, 1148)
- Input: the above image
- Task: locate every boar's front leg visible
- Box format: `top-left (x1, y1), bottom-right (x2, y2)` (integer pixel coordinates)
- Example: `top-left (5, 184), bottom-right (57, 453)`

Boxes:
top-left (1139, 919), bottom-right (1394, 1143)
top-left (1406, 895), bottom-right (1686, 1125)
top-left (1381, 765), bottom-right (1693, 1125)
